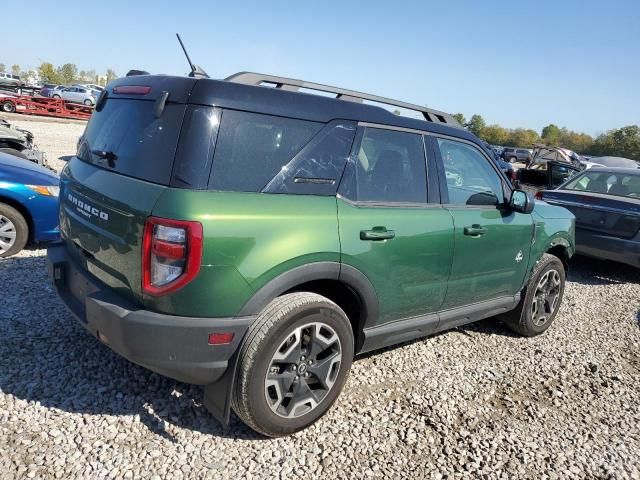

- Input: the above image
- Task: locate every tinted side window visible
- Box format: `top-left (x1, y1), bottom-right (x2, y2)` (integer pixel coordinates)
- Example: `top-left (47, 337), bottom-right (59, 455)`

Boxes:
top-left (171, 106), bottom-right (220, 189)
top-left (264, 121), bottom-right (356, 195)
top-left (437, 138), bottom-right (503, 206)
top-left (343, 128), bottom-right (427, 203)
top-left (209, 110), bottom-right (321, 192)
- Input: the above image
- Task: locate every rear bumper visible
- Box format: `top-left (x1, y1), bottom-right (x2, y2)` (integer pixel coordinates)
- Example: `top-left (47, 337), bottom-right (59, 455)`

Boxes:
top-left (47, 242), bottom-right (254, 385)
top-left (576, 229), bottom-right (640, 268)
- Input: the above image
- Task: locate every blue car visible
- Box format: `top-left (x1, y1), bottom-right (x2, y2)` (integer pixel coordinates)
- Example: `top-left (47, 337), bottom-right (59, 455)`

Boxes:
top-left (0, 152), bottom-right (60, 257)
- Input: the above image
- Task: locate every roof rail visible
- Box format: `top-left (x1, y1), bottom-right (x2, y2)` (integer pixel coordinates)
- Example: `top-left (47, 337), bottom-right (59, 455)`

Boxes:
top-left (225, 72), bottom-right (462, 128)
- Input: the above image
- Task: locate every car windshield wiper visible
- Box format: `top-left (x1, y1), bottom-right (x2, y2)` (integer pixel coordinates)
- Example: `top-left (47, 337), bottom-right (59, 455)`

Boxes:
top-left (91, 150), bottom-right (118, 168)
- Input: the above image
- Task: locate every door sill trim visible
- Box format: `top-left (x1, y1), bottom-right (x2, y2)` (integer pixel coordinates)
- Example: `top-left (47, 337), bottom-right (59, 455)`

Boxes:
top-left (360, 294), bottom-right (520, 353)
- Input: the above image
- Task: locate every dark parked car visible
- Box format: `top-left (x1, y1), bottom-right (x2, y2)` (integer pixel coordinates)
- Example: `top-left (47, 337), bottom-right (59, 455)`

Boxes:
top-left (40, 84), bottom-right (62, 98)
top-left (517, 145), bottom-right (584, 191)
top-left (538, 167), bottom-right (640, 268)
top-left (502, 147), bottom-right (531, 163)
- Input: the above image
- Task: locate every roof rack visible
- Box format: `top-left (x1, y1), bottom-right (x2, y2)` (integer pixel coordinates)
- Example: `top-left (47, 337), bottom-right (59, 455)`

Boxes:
top-left (225, 72), bottom-right (462, 128)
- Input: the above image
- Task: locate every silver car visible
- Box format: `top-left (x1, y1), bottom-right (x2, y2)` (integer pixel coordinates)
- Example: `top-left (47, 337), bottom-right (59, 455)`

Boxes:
top-left (51, 86), bottom-right (96, 106)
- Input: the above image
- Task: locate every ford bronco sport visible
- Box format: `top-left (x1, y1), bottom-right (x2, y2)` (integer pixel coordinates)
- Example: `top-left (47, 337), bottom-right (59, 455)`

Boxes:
top-left (47, 72), bottom-right (575, 437)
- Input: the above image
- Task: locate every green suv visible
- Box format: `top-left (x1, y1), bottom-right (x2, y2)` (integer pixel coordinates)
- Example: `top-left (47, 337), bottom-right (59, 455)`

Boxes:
top-left (47, 72), bottom-right (575, 436)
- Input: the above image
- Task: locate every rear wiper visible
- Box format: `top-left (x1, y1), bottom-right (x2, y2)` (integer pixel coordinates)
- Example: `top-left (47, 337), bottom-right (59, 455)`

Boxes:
top-left (91, 150), bottom-right (118, 168)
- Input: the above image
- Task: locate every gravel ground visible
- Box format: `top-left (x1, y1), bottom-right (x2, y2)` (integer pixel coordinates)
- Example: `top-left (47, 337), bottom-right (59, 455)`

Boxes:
top-left (1, 117), bottom-right (639, 479)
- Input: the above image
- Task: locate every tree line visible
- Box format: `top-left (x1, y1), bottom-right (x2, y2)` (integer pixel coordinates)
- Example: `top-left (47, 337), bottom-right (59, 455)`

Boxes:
top-left (454, 113), bottom-right (639, 161)
top-left (0, 62), bottom-right (117, 87)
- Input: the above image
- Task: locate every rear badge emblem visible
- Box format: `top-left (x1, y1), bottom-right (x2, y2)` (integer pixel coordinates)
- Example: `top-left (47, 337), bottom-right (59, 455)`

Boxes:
top-left (515, 250), bottom-right (523, 263)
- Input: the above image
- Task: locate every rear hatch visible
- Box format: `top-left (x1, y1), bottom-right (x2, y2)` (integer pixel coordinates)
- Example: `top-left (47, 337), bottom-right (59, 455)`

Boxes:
top-left (59, 76), bottom-right (196, 302)
top-left (543, 190), bottom-right (640, 239)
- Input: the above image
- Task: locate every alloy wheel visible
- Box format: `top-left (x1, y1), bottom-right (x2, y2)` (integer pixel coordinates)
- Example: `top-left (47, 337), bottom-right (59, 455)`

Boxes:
top-left (265, 322), bottom-right (342, 418)
top-left (531, 269), bottom-right (561, 326)
top-left (0, 215), bottom-right (17, 254)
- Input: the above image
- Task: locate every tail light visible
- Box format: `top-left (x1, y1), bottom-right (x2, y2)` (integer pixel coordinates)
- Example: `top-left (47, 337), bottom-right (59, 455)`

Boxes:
top-left (142, 217), bottom-right (203, 296)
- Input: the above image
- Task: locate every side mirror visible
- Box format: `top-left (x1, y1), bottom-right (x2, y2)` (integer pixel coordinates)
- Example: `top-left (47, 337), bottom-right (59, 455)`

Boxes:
top-left (510, 189), bottom-right (535, 214)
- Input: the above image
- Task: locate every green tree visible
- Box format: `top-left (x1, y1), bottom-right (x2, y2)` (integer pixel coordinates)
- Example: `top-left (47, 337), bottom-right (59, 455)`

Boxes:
top-left (106, 68), bottom-right (118, 83)
top-left (57, 63), bottom-right (78, 84)
top-left (590, 125), bottom-right (640, 160)
top-left (39, 62), bottom-right (61, 83)
top-left (508, 128), bottom-right (539, 148)
top-left (465, 114), bottom-right (486, 137)
top-left (0, 63), bottom-right (5, 72)
top-left (541, 124), bottom-right (561, 145)
top-left (452, 113), bottom-right (466, 126)
top-left (11, 64), bottom-right (20, 76)
top-left (480, 124), bottom-right (510, 145)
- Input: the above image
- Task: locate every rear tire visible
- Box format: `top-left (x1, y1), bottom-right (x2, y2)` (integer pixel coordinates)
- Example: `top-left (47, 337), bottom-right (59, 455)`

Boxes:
top-left (83, 99), bottom-right (92, 106)
top-left (498, 253), bottom-right (565, 336)
top-left (2, 101), bottom-right (15, 113)
top-left (52, 94), bottom-right (61, 99)
top-left (509, 156), bottom-right (517, 163)
top-left (231, 292), bottom-right (354, 437)
top-left (0, 203), bottom-right (28, 258)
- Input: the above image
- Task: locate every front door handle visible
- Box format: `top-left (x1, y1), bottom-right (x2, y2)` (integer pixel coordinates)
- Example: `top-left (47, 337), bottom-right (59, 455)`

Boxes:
top-left (360, 228), bottom-right (395, 241)
top-left (464, 224), bottom-right (488, 237)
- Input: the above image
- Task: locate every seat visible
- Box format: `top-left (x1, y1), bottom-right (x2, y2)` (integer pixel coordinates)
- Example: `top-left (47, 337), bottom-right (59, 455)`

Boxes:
top-left (608, 184), bottom-right (628, 196)
top-left (586, 179), bottom-right (609, 193)
top-left (366, 150), bottom-right (407, 202)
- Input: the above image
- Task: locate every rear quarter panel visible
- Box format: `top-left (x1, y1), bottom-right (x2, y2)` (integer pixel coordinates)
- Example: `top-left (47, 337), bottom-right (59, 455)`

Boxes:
top-left (149, 190), bottom-right (341, 317)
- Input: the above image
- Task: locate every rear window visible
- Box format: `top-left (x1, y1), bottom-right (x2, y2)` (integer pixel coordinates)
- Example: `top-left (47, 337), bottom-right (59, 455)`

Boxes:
top-left (77, 99), bottom-right (186, 185)
top-left (209, 110), bottom-right (322, 192)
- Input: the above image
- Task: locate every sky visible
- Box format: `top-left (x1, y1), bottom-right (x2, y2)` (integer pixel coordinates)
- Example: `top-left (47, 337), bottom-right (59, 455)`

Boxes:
top-left (3, 0), bottom-right (639, 136)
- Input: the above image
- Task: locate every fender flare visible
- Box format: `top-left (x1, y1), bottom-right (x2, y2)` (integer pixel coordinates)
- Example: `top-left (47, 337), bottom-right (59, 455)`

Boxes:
top-left (238, 261), bottom-right (379, 327)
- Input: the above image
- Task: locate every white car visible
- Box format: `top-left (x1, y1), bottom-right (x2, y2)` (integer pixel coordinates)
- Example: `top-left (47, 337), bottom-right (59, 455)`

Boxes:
top-left (51, 86), bottom-right (96, 106)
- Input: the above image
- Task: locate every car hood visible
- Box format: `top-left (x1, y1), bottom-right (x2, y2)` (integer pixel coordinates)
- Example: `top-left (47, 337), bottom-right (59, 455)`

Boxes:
top-left (532, 200), bottom-right (574, 220)
top-left (0, 152), bottom-right (59, 185)
top-left (0, 124), bottom-right (28, 143)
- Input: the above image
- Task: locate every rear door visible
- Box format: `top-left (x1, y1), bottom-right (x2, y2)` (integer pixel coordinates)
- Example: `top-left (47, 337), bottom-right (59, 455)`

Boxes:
top-left (434, 136), bottom-right (533, 309)
top-left (60, 81), bottom-right (194, 301)
top-left (337, 125), bottom-right (454, 327)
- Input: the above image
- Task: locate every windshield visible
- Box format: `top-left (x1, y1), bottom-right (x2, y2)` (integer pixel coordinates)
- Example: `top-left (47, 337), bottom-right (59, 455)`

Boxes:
top-left (563, 171), bottom-right (640, 198)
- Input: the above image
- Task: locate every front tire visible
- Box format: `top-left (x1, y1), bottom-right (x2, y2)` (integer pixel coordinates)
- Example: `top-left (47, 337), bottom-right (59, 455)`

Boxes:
top-left (509, 156), bottom-right (518, 163)
top-left (498, 253), bottom-right (565, 336)
top-left (232, 292), bottom-right (354, 437)
top-left (0, 203), bottom-right (28, 258)
top-left (83, 99), bottom-right (93, 106)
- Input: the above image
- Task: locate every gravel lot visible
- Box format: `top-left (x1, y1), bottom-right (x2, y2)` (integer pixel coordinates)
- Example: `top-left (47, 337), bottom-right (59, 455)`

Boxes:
top-left (1, 117), bottom-right (639, 479)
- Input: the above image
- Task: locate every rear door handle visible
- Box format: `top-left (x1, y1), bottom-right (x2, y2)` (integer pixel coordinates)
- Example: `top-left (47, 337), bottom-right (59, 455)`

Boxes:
top-left (360, 228), bottom-right (395, 241)
top-left (463, 224), bottom-right (488, 237)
